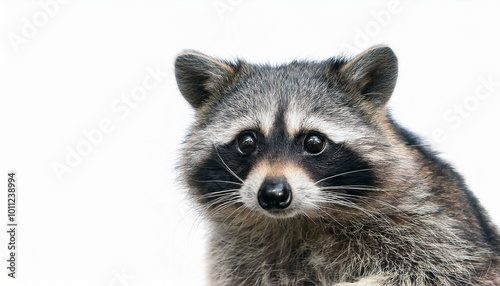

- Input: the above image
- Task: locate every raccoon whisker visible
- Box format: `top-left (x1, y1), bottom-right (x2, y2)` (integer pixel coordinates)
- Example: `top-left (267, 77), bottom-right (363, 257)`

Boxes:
top-left (324, 195), bottom-right (388, 209)
top-left (206, 194), bottom-right (240, 208)
top-left (204, 190), bottom-right (239, 200)
top-left (195, 180), bottom-right (244, 186)
top-left (319, 199), bottom-right (378, 219)
top-left (205, 194), bottom-right (239, 210)
top-left (235, 208), bottom-right (257, 234)
top-left (204, 195), bottom-right (228, 207)
top-left (201, 189), bottom-right (239, 197)
top-left (231, 203), bottom-right (248, 221)
top-left (208, 197), bottom-right (240, 218)
top-left (330, 200), bottom-right (399, 222)
top-left (317, 208), bottom-right (344, 227)
top-left (301, 211), bottom-right (319, 226)
top-left (187, 215), bottom-right (206, 243)
top-left (320, 185), bottom-right (385, 192)
top-left (202, 194), bottom-right (239, 205)
top-left (320, 197), bottom-right (371, 209)
top-left (211, 194), bottom-right (239, 208)
top-left (320, 184), bottom-right (380, 189)
top-left (201, 193), bottom-right (237, 200)
top-left (318, 205), bottom-right (361, 217)
top-left (222, 204), bottom-right (242, 225)
top-left (327, 193), bottom-right (397, 210)
top-left (181, 206), bottom-right (205, 239)
top-left (314, 169), bottom-right (373, 185)
top-left (319, 191), bottom-right (390, 220)
top-left (319, 185), bottom-right (385, 192)
top-left (221, 203), bottom-right (248, 226)
top-left (200, 189), bottom-right (241, 199)
top-left (286, 210), bottom-right (318, 227)
top-left (212, 143), bottom-right (244, 183)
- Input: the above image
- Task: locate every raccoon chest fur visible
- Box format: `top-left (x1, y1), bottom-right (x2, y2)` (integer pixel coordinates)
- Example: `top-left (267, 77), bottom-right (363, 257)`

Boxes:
top-left (207, 216), bottom-right (490, 286)
top-left (175, 46), bottom-right (500, 285)
top-left (208, 220), bottom-right (375, 285)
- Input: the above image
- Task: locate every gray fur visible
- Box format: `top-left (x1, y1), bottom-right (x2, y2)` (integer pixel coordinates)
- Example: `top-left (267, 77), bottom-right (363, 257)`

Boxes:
top-left (174, 46), bottom-right (500, 285)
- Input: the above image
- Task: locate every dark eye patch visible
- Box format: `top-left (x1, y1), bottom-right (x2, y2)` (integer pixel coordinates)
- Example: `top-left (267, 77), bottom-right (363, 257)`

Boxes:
top-left (189, 131), bottom-right (262, 205)
top-left (299, 139), bottom-right (375, 199)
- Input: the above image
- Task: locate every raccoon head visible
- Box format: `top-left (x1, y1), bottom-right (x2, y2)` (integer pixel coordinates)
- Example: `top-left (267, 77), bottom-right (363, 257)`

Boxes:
top-left (175, 46), bottom-right (405, 223)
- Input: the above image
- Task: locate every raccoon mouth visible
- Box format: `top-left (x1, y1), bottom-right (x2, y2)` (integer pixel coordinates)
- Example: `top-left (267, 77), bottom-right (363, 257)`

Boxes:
top-left (259, 208), bottom-right (299, 219)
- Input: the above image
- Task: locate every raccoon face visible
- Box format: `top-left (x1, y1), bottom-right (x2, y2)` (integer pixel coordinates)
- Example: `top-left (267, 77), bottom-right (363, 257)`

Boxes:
top-left (175, 46), bottom-right (399, 221)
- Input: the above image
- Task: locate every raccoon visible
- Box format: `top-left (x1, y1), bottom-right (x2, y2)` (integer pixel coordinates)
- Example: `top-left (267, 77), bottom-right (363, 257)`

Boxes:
top-left (174, 46), bottom-right (500, 285)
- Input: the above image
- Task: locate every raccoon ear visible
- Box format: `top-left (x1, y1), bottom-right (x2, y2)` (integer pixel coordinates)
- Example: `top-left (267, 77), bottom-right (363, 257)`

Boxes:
top-left (175, 51), bottom-right (246, 109)
top-left (334, 45), bottom-right (398, 108)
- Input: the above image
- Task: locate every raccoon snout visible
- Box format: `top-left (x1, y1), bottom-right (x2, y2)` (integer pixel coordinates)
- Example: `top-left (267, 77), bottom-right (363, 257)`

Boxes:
top-left (257, 177), bottom-right (292, 210)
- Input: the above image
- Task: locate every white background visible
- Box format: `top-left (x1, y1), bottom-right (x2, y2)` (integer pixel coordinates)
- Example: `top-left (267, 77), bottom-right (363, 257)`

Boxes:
top-left (1, 1), bottom-right (499, 285)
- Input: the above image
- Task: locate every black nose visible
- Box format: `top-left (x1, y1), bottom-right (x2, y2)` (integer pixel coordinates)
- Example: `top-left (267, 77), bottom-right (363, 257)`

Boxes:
top-left (258, 178), bottom-right (292, 210)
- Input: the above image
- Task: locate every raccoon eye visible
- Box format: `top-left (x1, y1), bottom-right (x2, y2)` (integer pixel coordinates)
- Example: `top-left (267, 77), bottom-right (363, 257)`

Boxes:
top-left (304, 134), bottom-right (325, 154)
top-left (237, 133), bottom-right (257, 155)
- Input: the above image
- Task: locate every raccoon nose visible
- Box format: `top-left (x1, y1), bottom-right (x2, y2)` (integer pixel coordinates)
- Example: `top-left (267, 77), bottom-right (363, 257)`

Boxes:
top-left (258, 178), bottom-right (292, 210)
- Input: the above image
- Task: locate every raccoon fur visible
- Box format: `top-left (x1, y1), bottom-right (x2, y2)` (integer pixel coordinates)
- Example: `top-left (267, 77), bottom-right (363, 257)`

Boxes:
top-left (174, 46), bottom-right (500, 285)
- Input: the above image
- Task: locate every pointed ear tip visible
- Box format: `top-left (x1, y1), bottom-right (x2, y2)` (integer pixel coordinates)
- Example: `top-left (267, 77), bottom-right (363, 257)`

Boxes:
top-left (175, 50), bottom-right (206, 63)
top-left (369, 45), bottom-right (397, 59)
top-left (367, 44), bottom-right (391, 51)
